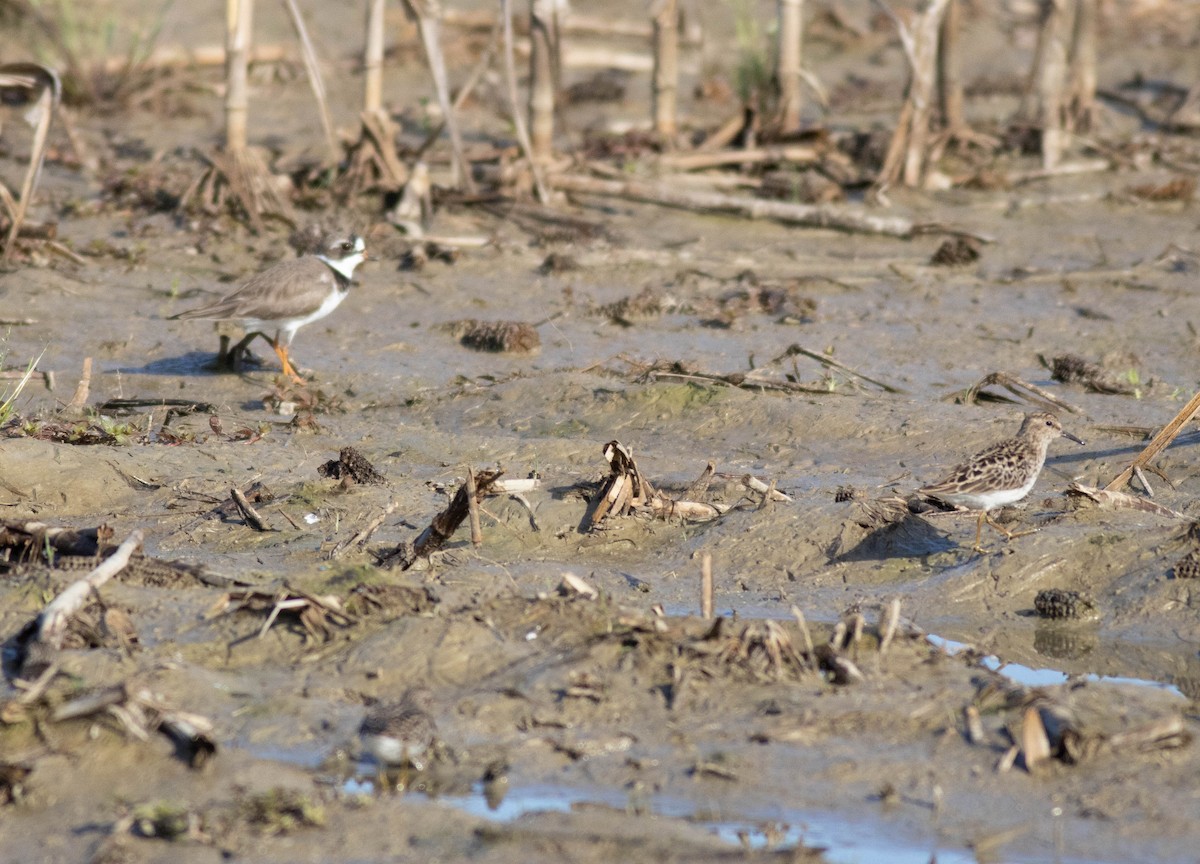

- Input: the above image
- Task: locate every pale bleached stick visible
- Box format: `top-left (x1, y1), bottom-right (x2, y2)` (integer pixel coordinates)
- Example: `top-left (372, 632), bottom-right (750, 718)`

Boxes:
top-left (700, 553), bottom-right (713, 620)
top-left (1036, 0), bottom-right (1071, 169)
top-left (282, 0), bottom-right (339, 164)
top-left (549, 173), bottom-right (916, 237)
top-left (36, 529), bottom-right (144, 649)
top-left (501, 0), bottom-right (549, 202)
top-left (776, 0), bottom-right (804, 132)
top-left (651, 0), bottom-right (679, 138)
top-left (364, 0), bottom-right (386, 115)
top-left (528, 0), bottom-right (558, 161)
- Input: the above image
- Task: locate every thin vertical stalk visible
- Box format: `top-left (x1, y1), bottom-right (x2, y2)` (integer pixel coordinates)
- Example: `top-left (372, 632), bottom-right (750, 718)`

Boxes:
top-left (1037, 0), bottom-right (1071, 169)
top-left (501, 0), bottom-right (548, 201)
top-left (776, 0), bottom-right (804, 132)
top-left (937, 0), bottom-right (964, 132)
top-left (282, 0), bottom-right (339, 165)
top-left (364, 0), bottom-right (386, 115)
top-left (651, 0), bottom-right (679, 139)
top-left (1066, 0), bottom-right (1096, 132)
top-left (528, 0), bottom-right (557, 161)
top-left (225, 0), bottom-right (252, 153)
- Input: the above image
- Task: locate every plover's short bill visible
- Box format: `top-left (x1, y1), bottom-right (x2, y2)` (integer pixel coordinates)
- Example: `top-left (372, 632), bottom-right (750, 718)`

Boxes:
top-left (172, 233), bottom-right (367, 381)
top-left (919, 411), bottom-right (1084, 552)
top-left (359, 686), bottom-right (437, 773)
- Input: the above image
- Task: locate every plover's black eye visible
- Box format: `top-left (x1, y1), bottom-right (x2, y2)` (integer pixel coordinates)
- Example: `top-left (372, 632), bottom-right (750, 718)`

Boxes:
top-left (341, 241), bottom-right (354, 252)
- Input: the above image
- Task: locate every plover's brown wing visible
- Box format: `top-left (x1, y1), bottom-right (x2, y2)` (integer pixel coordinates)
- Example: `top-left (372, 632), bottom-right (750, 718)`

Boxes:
top-left (172, 257), bottom-right (339, 322)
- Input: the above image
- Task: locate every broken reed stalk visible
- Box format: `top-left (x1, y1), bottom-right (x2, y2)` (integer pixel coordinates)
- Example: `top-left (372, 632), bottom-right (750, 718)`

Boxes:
top-left (700, 552), bottom-right (713, 619)
top-left (1, 64), bottom-right (59, 260)
top-left (364, 0), bottom-right (386, 115)
top-left (528, 0), bottom-right (558, 162)
top-left (776, 0), bottom-right (804, 132)
top-left (282, 0), bottom-right (339, 165)
top-left (231, 486), bottom-right (269, 531)
top-left (790, 604), bottom-right (816, 671)
top-left (549, 173), bottom-right (916, 237)
top-left (465, 468), bottom-right (483, 545)
top-left (68, 356), bottom-right (91, 411)
top-left (501, 0), bottom-right (549, 201)
top-left (36, 529), bottom-right (144, 650)
top-left (651, 0), bottom-right (679, 139)
top-left (225, 0), bottom-right (252, 153)
top-left (1066, 0), bottom-right (1097, 131)
top-left (1105, 388), bottom-right (1200, 493)
top-left (403, 0), bottom-right (474, 191)
top-left (874, 0), bottom-right (953, 190)
top-left (937, 0), bottom-right (965, 133)
top-left (1036, 0), bottom-right (1071, 169)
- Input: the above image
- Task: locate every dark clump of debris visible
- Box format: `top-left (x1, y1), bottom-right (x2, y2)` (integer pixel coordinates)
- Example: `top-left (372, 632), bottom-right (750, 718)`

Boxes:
top-left (929, 236), bottom-right (981, 266)
top-left (1048, 354), bottom-right (1136, 395)
top-left (1034, 589), bottom-right (1099, 621)
top-left (1173, 549), bottom-right (1200, 580)
top-left (450, 320), bottom-right (541, 353)
top-left (318, 447), bottom-right (387, 486)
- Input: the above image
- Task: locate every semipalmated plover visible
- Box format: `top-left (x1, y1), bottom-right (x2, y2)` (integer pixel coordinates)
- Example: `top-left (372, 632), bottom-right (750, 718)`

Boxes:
top-left (172, 233), bottom-right (367, 381)
top-left (919, 412), bottom-right (1084, 551)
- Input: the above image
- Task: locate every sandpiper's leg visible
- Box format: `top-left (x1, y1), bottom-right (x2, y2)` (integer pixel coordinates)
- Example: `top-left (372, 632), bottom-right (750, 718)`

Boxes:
top-left (972, 510), bottom-right (987, 553)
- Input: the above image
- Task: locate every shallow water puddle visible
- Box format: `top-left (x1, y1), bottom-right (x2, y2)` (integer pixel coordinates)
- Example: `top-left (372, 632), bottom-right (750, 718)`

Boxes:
top-left (927, 634), bottom-right (1187, 698)
top-left (342, 778), bottom-right (980, 863)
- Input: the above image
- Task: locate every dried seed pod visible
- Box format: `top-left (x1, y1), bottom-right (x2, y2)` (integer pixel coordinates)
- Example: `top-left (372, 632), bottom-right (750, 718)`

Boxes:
top-left (1034, 588), bottom-right (1099, 621)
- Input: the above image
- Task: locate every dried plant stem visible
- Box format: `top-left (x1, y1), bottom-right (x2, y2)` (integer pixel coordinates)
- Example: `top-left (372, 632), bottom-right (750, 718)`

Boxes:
top-left (501, 0), bottom-right (549, 201)
top-left (1066, 0), bottom-right (1097, 131)
top-left (776, 0), bottom-right (804, 132)
top-left (36, 530), bottom-right (144, 650)
top-left (1036, 0), bottom-right (1072, 169)
top-left (465, 468), bottom-right (483, 546)
top-left (651, 0), bottom-right (679, 138)
top-left (873, 0), bottom-right (953, 189)
top-left (528, 0), bottom-right (559, 161)
top-left (364, 0), bottom-right (386, 115)
top-left (282, 0), bottom-right (339, 165)
top-left (700, 553), bottom-right (713, 619)
top-left (937, 0), bottom-right (964, 132)
top-left (1105, 389), bottom-right (1200, 493)
top-left (225, 0), bottom-right (252, 153)
top-left (1, 64), bottom-right (60, 260)
top-left (550, 173), bottom-right (916, 237)
top-left (68, 357), bottom-right (91, 411)
top-left (404, 0), bottom-right (475, 191)
top-left (656, 144), bottom-right (819, 171)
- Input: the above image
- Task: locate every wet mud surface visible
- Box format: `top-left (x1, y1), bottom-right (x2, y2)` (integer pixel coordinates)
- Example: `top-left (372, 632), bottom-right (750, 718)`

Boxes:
top-left (2, 1), bottom-right (1200, 862)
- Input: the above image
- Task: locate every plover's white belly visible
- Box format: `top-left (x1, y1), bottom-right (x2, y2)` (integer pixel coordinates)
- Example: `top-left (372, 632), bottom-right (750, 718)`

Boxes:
top-left (362, 733), bottom-right (428, 768)
top-left (247, 289), bottom-right (348, 343)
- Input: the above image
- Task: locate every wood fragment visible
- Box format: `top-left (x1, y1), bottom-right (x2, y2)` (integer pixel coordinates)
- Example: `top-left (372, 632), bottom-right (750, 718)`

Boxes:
top-left (651, 0), bottom-right (680, 138)
top-left (381, 469), bottom-right (505, 569)
top-left (68, 357), bottom-right (91, 411)
top-left (700, 553), bottom-right (713, 620)
top-left (957, 371), bottom-right (1081, 414)
top-left (465, 468), bottom-right (483, 546)
top-left (878, 598), bottom-right (901, 655)
top-left (1021, 704), bottom-right (1052, 772)
top-left (231, 486), bottom-right (270, 531)
top-left (30, 529), bottom-right (143, 661)
top-left (770, 343), bottom-right (906, 394)
top-left (1105, 388), bottom-right (1200, 493)
top-left (1067, 483), bottom-right (1190, 520)
top-left (548, 173), bottom-right (918, 238)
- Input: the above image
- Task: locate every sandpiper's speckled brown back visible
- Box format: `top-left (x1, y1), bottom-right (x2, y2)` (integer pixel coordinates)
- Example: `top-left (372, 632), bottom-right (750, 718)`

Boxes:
top-left (359, 686), bottom-right (437, 761)
top-left (919, 412), bottom-right (1080, 509)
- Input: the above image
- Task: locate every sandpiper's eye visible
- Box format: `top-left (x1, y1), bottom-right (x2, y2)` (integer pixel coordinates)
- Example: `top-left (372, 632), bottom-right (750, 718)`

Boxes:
top-left (341, 240), bottom-right (354, 252)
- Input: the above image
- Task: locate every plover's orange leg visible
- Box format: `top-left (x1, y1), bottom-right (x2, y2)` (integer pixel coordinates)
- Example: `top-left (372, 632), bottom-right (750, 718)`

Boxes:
top-left (272, 342), bottom-right (305, 383)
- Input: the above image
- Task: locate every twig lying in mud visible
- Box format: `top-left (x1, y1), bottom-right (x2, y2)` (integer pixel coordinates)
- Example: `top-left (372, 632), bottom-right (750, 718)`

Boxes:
top-left (737, 473), bottom-right (793, 503)
top-left (96, 398), bottom-right (218, 414)
top-left (768, 343), bottom-right (906, 394)
top-left (700, 553), bottom-right (713, 620)
top-left (1067, 483), bottom-right (1191, 520)
top-left (206, 584), bottom-right (355, 643)
top-left (547, 173), bottom-right (921, 238)
top-left (379, 469), bottom-right (506, 570)
top-left (12, 529), bottom-right (143, 676)
top-left (1104, 388), bottom-right (1200, 494)
top-left (952, 371), bottom-right (1081, 414)
top-left (0, 520), bottom-right (113, 559)
top-left (48, 683), bottom-right (217, 768)
top-left (330, 499), bottom-right (398, 559)
top-left (230, 486), bottom-right (270, 531)
top-left (618, 356), bottom-right (839, 396)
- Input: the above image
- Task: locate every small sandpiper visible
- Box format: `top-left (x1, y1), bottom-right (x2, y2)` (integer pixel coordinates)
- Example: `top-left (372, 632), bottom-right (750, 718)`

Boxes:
top-left (171, 233), bottom-right (367, 381)
top-left (359, 686), bottom-right (437, 776)
top-left (919, 411), bottom-right (1084, 552)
